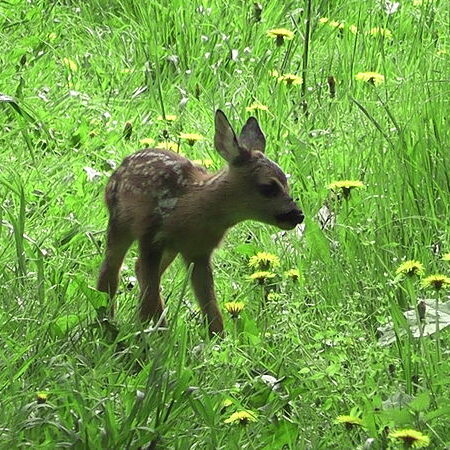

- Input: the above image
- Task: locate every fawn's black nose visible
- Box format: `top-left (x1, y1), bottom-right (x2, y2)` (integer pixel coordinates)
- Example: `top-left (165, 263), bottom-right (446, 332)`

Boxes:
top-left (286, 209), bottom-right (304, 225)
top-left (275, 208), bottom-right (304, 229)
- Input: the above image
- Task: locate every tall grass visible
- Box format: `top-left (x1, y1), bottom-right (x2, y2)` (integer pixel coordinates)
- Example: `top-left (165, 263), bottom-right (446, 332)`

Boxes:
top-left (1, 0), bottom-right (449, 447)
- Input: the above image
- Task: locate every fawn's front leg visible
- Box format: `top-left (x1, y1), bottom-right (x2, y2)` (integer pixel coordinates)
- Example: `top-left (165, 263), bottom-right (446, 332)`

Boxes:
top-left (136, 238), bottom-right (166, 326)
top-left (97, 220), bottom-right (133, 316)
top-left (188, 255), bottom-right (224, 336)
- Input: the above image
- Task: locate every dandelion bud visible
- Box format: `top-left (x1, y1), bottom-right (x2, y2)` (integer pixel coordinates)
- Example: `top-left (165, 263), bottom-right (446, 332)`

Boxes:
top-left (123, 121), bottom-right (133, 140)
top-left (36, 392), bottom-right (48, 404)
top-left (417, 301), bottom-right (426, 321)
top-left (327, 75), bottom-right (336, 98)
top-left (253, 3), bottom-right (263, 22)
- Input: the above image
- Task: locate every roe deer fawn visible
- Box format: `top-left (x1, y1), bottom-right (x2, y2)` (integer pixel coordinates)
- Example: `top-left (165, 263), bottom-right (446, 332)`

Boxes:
top-left (97, 110), bottom-right (303, 335)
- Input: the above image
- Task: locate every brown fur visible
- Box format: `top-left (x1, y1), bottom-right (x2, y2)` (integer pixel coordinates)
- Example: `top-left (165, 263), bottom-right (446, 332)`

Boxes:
top-left (97, 110), bottom-right (303, 335)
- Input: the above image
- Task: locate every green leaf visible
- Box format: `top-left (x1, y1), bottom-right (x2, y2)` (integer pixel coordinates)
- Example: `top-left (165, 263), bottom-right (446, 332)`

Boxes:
top-left (325, 363), bottom-right (340, 377)
top-left (263, 421), bottom-right (298, 449)
top-left (49, 314), bottom-right (84, 338)
top-left (381, 407), bottom-right (413, 426)
top-left (173, 368), bottom-right (193, 400)
top-left (76, 277), bottom-right (109, 311)
top-left (409, 391), bottom-right (430, 412)
top-left (240, 317), bottom-right (261, 345)
top-left (234, 243), bottom-right (259, 256)
top-left (188, 395), bottom-right (216, 427)
top-left (424, 406), bottom-right (450, 421)
top-left (304, 217), bottom-right (330, 262)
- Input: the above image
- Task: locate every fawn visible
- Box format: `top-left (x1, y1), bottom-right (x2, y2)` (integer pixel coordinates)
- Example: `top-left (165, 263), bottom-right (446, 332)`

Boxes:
top-left (97, 110), bottom-right (303, 335)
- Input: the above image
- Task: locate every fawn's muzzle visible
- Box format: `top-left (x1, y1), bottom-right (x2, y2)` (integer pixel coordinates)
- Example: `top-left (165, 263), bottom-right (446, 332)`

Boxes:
top-left (275, 208), bottom-right (304, 229)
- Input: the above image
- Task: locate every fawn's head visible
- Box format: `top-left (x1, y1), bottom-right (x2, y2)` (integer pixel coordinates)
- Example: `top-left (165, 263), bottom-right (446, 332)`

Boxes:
top-left (214, 110), bottom-right (303, 230)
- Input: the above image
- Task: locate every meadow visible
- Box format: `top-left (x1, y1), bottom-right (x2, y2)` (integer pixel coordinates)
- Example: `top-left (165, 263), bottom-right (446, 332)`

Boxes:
top-left (1, 0), bottom-right (450, 448)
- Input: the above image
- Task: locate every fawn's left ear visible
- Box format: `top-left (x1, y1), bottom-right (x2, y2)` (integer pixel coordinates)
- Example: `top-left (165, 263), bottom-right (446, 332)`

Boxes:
top-left (214, 110), bottom-right (251, 163)
top-left (239, 117), bottom-right (266, 153)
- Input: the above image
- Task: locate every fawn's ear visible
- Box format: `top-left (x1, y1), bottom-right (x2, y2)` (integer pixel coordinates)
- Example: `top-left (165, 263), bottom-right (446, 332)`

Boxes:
top-left (239, 117), bottom-right (266, 153)
top-left (214, 110), bottom-right (250, 163)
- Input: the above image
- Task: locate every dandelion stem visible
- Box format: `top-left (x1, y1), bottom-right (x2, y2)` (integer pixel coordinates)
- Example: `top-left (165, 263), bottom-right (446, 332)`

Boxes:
top-left (350, 97), bottom-right (394, 148)
top-left (435, 295), bottom-right (441, 362)
top-left (300, 0), bottom-right (312, 115)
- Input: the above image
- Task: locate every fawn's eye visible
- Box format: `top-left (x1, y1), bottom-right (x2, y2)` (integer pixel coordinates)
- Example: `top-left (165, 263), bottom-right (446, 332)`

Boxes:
top-left (258, 181), bottom-right (281, 197)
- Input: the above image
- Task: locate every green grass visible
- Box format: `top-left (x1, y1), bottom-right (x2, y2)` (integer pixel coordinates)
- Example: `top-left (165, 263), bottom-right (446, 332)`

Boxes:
top-left (1, 0), bottom-right (450, 447)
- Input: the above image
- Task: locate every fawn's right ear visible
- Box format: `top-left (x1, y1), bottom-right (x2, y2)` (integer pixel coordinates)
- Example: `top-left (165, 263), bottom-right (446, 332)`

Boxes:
top-left (214, 110), bottom-right (251, 163)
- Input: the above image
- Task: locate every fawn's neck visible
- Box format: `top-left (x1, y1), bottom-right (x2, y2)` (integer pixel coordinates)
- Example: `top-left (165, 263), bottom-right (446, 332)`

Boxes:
top-left (162, 169), bottom-right (242, 256)
top-left (190, 169), bottom-right (242, 231)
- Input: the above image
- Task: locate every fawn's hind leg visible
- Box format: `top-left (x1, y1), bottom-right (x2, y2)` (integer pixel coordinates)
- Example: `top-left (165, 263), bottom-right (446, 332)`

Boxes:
top-left (97, 220), bottom-right (134, 314)
top-left (159, 250), bottom-right (177, 276)
top-left (136, 236), bottom-right (167, 325)
top-left (135, 249), bottom-right (177, 327)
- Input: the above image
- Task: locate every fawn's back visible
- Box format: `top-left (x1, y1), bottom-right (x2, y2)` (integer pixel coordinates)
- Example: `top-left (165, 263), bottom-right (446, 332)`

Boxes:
top-left (105, 148), bottom-right (218, 255)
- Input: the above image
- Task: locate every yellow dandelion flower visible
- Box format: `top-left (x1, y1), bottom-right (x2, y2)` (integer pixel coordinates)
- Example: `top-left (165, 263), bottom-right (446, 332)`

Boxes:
top-left (224, 410), bottom-right (257, 425)
top-left (157, 114), bottom-right (177, 121)
top-left (267, 291), bottom-right (281, 301)
top-left (121, 68), bottom-right (134, 74)
top-left (139, 137), bottom-right (156, 146)
top-left (248, 271), bottom-right (277, 284)
top-left (348, 24), bottom-right (358, 35)
top-left (329, 20), bottom-right (345, 29)
top-left (224, 301), bottom-right (245, 318)
top-left (327, 180), bottom-right (364, 198)
top-left (155, 141), bottom-right (180, 152)
top-left (267, 28), bottom-right (294, 46)
top-left (422, 274), bottom-right (450, 291)
top-left (355, 71), bottom-right (385, 85)
top-left (389, 429), bottom-right (430, 448)
top-left (368, 27), bottom-right (393, 39)
top-left (267, 28), bottom-right (294, 39)
top-left (396, 260), bottom-right (425, 277)
top-left (269, 69), bottom-right (279, 78)
top-left (246, 103), bottom-right (269, 112)
top-left (441, 253), bottom-right (450, 261)
top-left (285, 268), bottom-right (300, 281)
top-left (278, 73), bottom-right (303, 86)
top-left (201, 159), bottom-right (214, 168)
top-left (192, 159), bottom-right (214, 168)
top-left (48, 32), bottom-right (57, 41)
top-left (249, 252), bottom-right (280, 270)
top-left (318, 17), bottom-right (329, 24)
top-left (413, 0), bottom-right (434, 6)
top-left (179, 133), bottom-right (205, 146)
top-left (62, 57), bottom-right (78, 72)
top-left (335, 415), bottom-right (363, 429)
top-left (36, 391), bottom-right (49, 404)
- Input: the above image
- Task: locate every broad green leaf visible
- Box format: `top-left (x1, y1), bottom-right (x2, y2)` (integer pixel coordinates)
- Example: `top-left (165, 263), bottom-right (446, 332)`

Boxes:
top-left (234, 243), bottom-right (259, 256)
top-left (263, 421), bottom-right (298, 449)
top-left (409, 391), bottom-right (431, 412)
top-left (49, 314), bottom-right (84, 338)
top-left (304, 217), bottom-right (331, 262)
top-left (172, 368), bottom-right (193, 400)
top-left (76, 277), bottom-right (109, 310)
